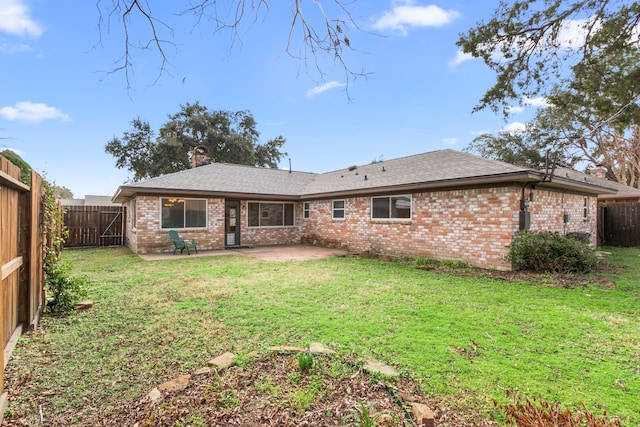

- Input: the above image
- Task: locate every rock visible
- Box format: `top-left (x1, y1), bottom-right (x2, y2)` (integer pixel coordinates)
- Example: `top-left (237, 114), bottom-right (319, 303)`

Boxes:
top-left (194, 367), bottom-right (212, 376)
top-left (208, 351), bottom-right (235, 368)
top-left (75, 301), bottom-right (94, 310)
top-left (363, 360), bottom-right (399, 377)
top-left (309, 342), bottom-right (336, 355)
top-left (146, 388), bottom-right (162, 404)
top-left (158, 374), bottom-right (191, 393)
top-left (411, 402), bottom-right (435, 427)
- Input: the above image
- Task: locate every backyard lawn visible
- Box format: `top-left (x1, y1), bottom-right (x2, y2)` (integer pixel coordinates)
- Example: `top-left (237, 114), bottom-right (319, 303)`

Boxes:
top-left (2, 246), bottom-right (639, 426)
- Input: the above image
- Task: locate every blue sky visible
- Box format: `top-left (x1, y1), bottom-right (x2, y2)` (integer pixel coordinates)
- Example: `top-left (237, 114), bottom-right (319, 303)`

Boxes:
top-left (1, 0), bottom-right (542, 198)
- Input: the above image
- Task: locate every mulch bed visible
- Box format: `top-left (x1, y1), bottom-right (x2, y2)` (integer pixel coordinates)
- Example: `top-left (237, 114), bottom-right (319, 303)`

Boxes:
top-left (106, 352), bottom-right (497, 426)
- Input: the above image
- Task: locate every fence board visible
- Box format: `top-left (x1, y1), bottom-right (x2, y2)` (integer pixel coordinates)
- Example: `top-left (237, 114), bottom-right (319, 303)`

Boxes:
top-left (600, 202), bottom-right (640, 247)
top-left (64, 205), bottom-right (125, 247)
top-left (1, 156), bottom-right (51, 420)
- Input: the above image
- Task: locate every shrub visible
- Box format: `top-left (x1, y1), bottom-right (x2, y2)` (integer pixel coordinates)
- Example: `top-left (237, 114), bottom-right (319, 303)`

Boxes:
top-left (44, 250), bottom-right (89, 314)
top-left (497, 390), bottom-right (621, 426)
top-left (507, 230), bottom-right (598, 273)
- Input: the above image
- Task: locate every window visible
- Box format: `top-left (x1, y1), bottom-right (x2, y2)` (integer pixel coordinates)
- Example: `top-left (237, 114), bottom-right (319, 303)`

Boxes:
top-left (303, 202), bottom-right (310, 219)
top-left (248, 202), bottom-right (294, 227)
top-left (583, 197), bottom-right (589, 219)
top-left (332, 200), bottom-right (345, 219)
top-left (371, 196), bottom-right (411, 219)
top-left (131, 199), bottom-right (137, 229)
top-left (161, 198), bottom-right (206, 229)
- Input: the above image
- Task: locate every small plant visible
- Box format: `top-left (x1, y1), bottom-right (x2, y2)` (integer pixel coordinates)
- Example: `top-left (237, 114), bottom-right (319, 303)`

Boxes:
top-left (44, 249), bottom-right (89, 314)
top-left (497, 390), bottom-right (621, 427)
top-left (344, 403), bottom-right (395, 427)
top-left (296, 351), bottom-right (314, 373)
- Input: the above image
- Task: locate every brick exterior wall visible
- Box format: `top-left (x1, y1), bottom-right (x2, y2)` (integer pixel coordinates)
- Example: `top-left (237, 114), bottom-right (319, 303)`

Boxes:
top-left (299, 187), bottom-right (520, 270)
top-left (527, 188), bottom-right (598, 246)
top-left (125, 195), bottom-right (225, 254)
top-left (124, 185), bottom-right (598, 270)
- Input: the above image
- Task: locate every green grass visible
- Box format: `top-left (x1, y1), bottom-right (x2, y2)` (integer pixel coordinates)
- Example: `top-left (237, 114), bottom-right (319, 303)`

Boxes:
top-left (4, 246), bottom-right (639, 425)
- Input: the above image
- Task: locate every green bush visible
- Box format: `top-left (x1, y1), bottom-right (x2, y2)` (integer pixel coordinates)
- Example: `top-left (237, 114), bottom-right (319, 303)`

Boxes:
top-left (507, 230), bottom-right (598, 273)
top-left (44, 251), bottom-right (89, 314)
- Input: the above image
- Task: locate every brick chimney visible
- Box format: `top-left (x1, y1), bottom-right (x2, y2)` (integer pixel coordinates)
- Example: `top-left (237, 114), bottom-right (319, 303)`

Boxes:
top-left (191, 145), bottom-right (212, 168)
top-left (592, 164), bottom-right (606, 179)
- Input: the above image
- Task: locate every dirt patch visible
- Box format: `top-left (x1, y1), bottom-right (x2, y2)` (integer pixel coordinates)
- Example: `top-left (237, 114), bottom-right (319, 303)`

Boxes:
top-left (106, 352), bottom-right (497, 427)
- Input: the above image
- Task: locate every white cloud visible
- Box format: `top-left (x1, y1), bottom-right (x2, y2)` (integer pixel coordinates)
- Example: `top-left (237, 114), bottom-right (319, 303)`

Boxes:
top-left (502, 122), bottom-right (527, 133)
top-left (0, 0), bottom-right (44, 38)
top-left (306, 81), bottom-right (345, 98)
top-left (507, 96), bottom-right (551, 115)
top-left (0, 102), bottom-right (71, 122)
top-left (524, 96), bottom-right (551, 108)
top-left (507, 105), bottom-right (525, 114)
top-left (449, 50), bottom-right (474, 66)
top-left (373, 1), bottom-right (460, 35)
top-left (0, 39), bottom-right (33, 53)
top-left (442, 137), bottom-right (457, 145)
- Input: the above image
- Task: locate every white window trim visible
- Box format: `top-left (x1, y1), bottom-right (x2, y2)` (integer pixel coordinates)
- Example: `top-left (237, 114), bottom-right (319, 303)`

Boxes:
top-left (247, 201), bottom-right (296, 228)
top-left (159, 197), bottom-right (208, 230)
top-left (303, 202), bottom-right (311, 219)
top-left (131, 199), bottom-right (137, 229)
top-left (370, 195), bottom-right (412, 220)
top-left (332, 199), bottom-right (345, 220)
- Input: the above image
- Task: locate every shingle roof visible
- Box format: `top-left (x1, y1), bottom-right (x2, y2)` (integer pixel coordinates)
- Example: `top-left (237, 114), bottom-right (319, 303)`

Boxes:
top-left (301, 149), bottom-right (529, 196)
top-left (552, 168), bottom-right (640, 200)
top-left (122, 162), bottom-right (317, 196)
top-left (112, 149), bottom-right (616, 202)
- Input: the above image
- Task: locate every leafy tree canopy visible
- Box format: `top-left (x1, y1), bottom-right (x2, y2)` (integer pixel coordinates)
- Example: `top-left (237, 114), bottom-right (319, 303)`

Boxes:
top-left (457, 0), bottom-right (640, 119)
top-left (105, 102), bottom-right (287, 182)
top-left (460, 0), bottom-right (640, 188)
top-left (1, 149), bottom-right (32, 186)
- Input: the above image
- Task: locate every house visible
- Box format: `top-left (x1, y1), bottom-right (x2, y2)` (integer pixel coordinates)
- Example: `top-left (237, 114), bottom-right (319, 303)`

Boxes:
top-left (112, 149), bottom-right (617, 270)
top-left (553, 167), bottom-right (640, 247)
top-left (59, 195), bottom-right (121, 206)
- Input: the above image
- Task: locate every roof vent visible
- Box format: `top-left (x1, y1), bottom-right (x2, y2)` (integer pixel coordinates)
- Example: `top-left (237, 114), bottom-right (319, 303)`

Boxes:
top-left (348, 165), bottom-right (357, 171)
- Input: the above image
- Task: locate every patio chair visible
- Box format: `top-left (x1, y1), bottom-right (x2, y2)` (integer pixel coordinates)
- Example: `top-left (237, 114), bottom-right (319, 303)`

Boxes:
top-left (168, 230), bottom-right (198, 255)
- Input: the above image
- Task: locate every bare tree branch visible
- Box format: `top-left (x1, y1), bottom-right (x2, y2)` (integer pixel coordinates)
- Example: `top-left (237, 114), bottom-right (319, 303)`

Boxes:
top-left (95, 1), bottom-right (367, 93)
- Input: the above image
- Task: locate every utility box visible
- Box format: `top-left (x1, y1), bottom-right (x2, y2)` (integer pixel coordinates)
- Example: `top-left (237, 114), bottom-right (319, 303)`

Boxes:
top-left (519, 211), bottom-right (531, 230)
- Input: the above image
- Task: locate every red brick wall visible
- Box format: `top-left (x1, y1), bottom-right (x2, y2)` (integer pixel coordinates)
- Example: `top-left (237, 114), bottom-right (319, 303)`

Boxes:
top-left (126, 195), bottom-right (225, 254)
top-left (528, 188), bottom-right (597, 246)
top-left (238, 201), bottom-right (303, 246)
top-left (126, 186), bottom-right (598, 269)
top-left (299, 187), bottom-right (520, 270)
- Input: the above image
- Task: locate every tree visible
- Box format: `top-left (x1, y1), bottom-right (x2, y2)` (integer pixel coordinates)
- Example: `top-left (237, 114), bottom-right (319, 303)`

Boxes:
top-left (457, 0), bottom-right (640, 118)
top-left (52, 185), bottom-right (74, 199)
top-left (1, 149), bottom-right (32, 185)
top-left (105, 102), bottom-right (287, 181)
top-left (105, 118), bottom-right (157, 182)
top-left (459, 0), bottom-right (640, 187)
top-left (96, 1), bottom-right (360, 88)
top-left (464, 124), bottom-right (579, 170)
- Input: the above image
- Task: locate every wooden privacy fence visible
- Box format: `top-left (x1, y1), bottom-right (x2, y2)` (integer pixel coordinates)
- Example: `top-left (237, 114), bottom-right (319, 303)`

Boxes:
top-left (0, 156), bottom-right (56, 420)
top-left (63, 205), bottom-right (126, 247)
top-left (598, 202), bottom-right (640, 247)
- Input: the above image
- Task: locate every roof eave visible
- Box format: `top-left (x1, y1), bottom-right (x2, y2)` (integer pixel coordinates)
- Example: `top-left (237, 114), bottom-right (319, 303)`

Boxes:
top-left (299, 171), bottom-right (543, 199)
top-left (112, 186), bottom-right (300, 202)
top-left (537, 177), bottom-right (617, 195)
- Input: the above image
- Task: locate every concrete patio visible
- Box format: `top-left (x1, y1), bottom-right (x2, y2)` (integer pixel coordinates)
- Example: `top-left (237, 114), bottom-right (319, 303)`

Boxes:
top-left (138, 244), bottom-right (349, 262)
